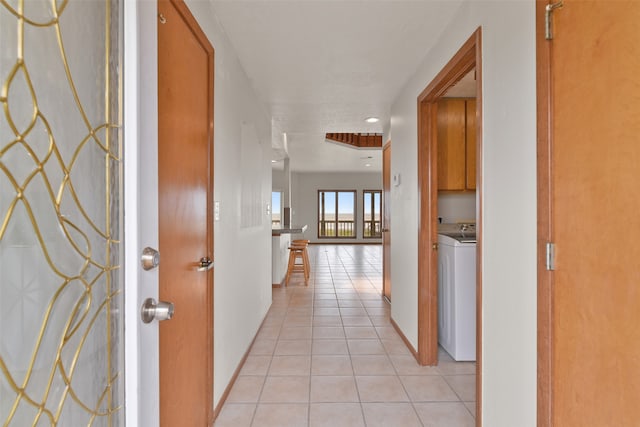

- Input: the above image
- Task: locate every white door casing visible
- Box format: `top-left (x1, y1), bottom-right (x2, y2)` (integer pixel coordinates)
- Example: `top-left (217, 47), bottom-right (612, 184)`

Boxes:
top-left (124, 1), bottom-right (160, 426)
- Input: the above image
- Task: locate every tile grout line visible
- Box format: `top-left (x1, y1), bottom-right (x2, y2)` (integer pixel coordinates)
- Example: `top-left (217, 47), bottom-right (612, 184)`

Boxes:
top-left (230, 245), bottom-right (474, 426)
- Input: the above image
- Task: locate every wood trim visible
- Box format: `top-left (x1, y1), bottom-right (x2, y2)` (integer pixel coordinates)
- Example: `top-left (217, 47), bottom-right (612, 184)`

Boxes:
top-left (536, 0), bottom-right (553, 425)
top-left (417, 27), bottom-right (483, 426)
top-left (473, 29), bottom-right (483, 426)
top-left (325, 132), bottom-right (383, 148)
top-left (382, 141), bottom-right (391, 301)
top-left (167, 1), bottom-right (215, 425)
top-left (417, 35), bottom-right (478, 102)
top-left (390, 317), bottom-right (419, 360)
top-left (417, 99), bottom-right (439, 366)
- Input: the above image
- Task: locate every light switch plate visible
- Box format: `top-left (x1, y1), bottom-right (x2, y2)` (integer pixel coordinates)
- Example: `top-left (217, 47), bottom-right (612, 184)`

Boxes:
top-left (214, 201), bottom-right (220, 221)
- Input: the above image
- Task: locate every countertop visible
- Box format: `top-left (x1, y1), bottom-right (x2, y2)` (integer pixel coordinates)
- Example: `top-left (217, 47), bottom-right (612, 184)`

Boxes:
top-left (272, 224), bottom-right (308, 236)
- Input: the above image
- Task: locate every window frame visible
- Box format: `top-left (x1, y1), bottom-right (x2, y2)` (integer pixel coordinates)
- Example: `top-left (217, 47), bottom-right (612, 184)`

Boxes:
top-left (362, 189), bottom-right (382, 239)
top-left (317, 189), bottom-right (357, 239)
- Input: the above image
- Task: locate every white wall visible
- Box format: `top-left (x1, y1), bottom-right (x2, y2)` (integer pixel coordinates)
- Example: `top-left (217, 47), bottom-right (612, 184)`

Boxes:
top-left (186, 1), bottom-right (274, 409)
top-left (388, 1), bottom-right (537, 425)
top-left (438, 193), bottom-right (476, 224)
top-left (291, 171), bottom-right (383, 243)
top-left (272, 168), bottom-right (287, 192)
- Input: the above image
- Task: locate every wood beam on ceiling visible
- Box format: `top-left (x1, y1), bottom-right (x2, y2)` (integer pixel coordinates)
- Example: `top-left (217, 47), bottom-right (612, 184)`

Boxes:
top-left (325, 133), bottom-right (383, 149)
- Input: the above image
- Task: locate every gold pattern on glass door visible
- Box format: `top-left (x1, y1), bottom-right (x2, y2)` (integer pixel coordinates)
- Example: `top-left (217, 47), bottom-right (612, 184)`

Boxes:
top-left (1, 0), bottom-right (123, 425)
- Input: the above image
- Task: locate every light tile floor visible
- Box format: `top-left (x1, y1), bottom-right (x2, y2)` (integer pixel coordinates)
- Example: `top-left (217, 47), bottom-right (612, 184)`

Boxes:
top-left (214, 245), bottom-right (475, 427)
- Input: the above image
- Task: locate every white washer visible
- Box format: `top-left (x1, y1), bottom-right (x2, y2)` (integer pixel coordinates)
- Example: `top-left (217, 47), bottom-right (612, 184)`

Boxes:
top-left (437, 234), bottom-right (476, 361)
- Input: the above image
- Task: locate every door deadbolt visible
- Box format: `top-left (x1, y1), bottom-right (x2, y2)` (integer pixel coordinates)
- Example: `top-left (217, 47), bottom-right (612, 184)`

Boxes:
top-left (141, 247), bottom-right (160, 270)
top-left (141, 298), bottom-right (174, 323)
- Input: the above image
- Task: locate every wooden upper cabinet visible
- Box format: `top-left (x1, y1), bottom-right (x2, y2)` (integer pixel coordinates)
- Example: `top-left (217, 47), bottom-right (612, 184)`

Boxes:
top-left (465, 99), bottom-right (476, 190)
top-left (437, 98), bottom-right (476, 191)
top-left (437, 99), bottom-right (466, 190)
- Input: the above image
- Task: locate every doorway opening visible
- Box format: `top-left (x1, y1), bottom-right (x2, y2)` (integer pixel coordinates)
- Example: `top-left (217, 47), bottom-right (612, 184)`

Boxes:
top-left (417, 28), bottom-right (483, 422)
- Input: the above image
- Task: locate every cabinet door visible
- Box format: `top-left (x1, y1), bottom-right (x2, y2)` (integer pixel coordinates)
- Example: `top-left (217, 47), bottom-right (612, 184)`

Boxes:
top-left (465, 99), bottom-right (477, 190)
top-left (437, 99), bottom-right (466, 190)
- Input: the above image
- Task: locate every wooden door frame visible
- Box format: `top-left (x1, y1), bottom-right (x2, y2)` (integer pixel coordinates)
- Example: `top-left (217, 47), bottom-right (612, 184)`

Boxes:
top-left (158, 0), bottom-right (215, 424)
top-left (536, 0), bottom-right (552, 425)
top-left (382, 141), bottom-right (391, 301)
top-left (416, 28), bottom-right (483, 423)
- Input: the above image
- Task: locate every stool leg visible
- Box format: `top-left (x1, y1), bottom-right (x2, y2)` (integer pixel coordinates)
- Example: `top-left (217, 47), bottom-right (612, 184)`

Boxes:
top-left (303, 253), bottom-right (309, 285)
top-left (302, 248), bottom-right (310, 283)
top-left (297, 251), bottom-right (308, 285)
top-left (285, 250), bottom-right (295, 286)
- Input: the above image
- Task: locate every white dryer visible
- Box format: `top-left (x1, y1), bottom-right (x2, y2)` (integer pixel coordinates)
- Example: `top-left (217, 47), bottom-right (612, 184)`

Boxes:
top-left (437, 233), bottom-right (476, 361)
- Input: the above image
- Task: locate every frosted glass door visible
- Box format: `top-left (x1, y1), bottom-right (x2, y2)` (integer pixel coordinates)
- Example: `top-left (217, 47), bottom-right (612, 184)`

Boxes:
top-left (1, 0), bottom-right (124, 425)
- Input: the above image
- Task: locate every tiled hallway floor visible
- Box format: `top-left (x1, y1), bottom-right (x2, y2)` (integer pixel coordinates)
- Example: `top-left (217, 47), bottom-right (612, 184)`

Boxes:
top-left (214, 245), bottom-right (475, 427)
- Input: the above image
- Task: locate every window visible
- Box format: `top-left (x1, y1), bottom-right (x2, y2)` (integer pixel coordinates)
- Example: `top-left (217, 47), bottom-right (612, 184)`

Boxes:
top-left (318, 190), bottom-right (356, 238)
top-left (363, 190), bottom-right (382, 238)
top-left (272, 191), bottom-right (282, 225)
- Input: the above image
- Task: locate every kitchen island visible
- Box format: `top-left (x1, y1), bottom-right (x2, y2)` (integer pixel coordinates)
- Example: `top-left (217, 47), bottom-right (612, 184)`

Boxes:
top-left (271, 224), bottom-right (308, 236)
top-left (272, 225), bottom-right (308, 286)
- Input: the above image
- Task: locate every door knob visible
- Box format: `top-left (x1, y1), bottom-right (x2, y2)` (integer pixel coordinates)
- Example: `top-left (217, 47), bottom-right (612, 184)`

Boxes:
top-left (197, 257), bottom-right (214, 271)
top-left (141, 298), bottom-right (174, 323)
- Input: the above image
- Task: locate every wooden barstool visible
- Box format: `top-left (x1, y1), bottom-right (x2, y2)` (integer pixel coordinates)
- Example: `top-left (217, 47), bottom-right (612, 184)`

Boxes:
top-left (285, 240), bottom-right (310, 286)
top-left (292, 239), bottom-right (311, 278)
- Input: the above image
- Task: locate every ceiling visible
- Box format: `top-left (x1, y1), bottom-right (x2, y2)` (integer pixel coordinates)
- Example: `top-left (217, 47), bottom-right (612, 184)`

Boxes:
top-left (210, 0), bottom-right (464, 173)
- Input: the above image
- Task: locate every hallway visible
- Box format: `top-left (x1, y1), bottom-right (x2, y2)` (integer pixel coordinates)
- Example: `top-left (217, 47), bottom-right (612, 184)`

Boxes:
top-left (214, 245), bottom-right (475, 427)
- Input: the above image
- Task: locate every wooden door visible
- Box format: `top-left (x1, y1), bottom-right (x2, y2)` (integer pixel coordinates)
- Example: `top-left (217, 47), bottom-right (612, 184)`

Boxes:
top-left (382, 142), bottom-right (391, 301)
top-left (537, 1), bottom-right (640, 425)
top-left (158, 0), bottom-right (214, 425)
